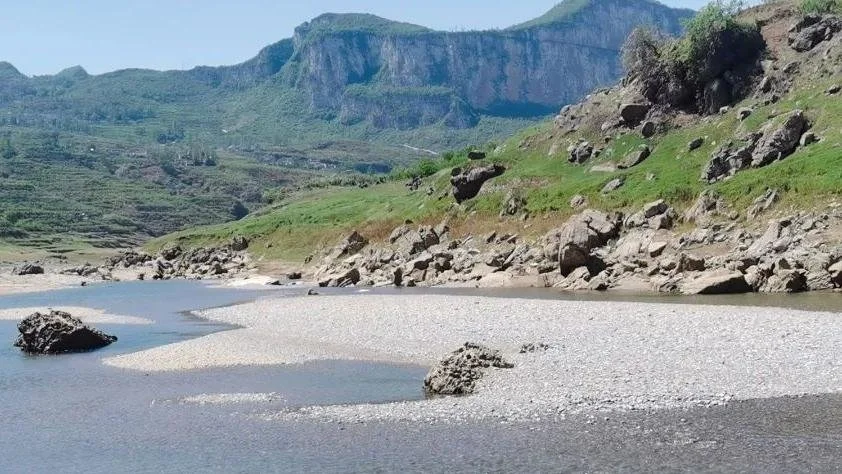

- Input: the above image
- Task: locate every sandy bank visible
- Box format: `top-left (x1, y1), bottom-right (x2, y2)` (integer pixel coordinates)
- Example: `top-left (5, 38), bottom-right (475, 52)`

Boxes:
top-left (103, 293), bottom-right (842, 421)
top-left (0, 306), bottom-right (153, 325)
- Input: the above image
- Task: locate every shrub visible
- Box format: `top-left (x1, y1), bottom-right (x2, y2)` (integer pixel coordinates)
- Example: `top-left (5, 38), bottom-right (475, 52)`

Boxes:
top-left (800, 0), bottom-right (842, 14)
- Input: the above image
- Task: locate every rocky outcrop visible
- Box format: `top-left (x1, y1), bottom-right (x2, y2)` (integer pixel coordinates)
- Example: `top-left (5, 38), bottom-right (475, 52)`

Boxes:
top-left (424, 342), bottom-right (513, 395)
top-left (451, 164), bottom-right (505, 203)
top-left (543, 210), bottom-right (621, 276)
top-left (750, 110), bottom-right (807, 168)
top-left (108, 245), bottom-right (251, 280)
top-left (14, 310), bottom-right (117, 354)
top-left (789, 15), bottom-right (842, 52)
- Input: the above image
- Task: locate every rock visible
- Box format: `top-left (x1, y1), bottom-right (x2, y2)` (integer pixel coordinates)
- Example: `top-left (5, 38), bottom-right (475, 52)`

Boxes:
top-left (827, 84), bottom-right (841, 95)
top-left (500, 190), bottom-right (526, 217)
top-left (519, 343), bottom-right (551, 354)
top-left (331, 231), bottom-right (368, 259)
top-left (684, 189), bottom-right (722, 223)
top-left (570, 195), bottom-right (587, 209)
top-left (747, 188), bottom-right (780, 219)
top-left (451, 164), bottom-right (506, 203)
top-left (423, 342), bottom-right (513, 395)
top-left (747, 219), bottom-right (791, 258)
top-left (393, 267), bottom-right (404, 287)
top-left (681, 270), bottom-right (751, 295)
top-left (702, 142), bottom-right (754, 183)
top-left (229, 236), bottom-right (249, 252)
top-left (601, 177), bottom-right (625, 194)
top-left (648, 241), bottom-right (668, 258)
top-left (619, 103), bottom-right (650, 127)
top-left (763, 270), bottom-right (808, 293)
top-left (641, 121), bottom-right (656, 138)
top-left (703, 78), bottom-right (732, 115)
top-left (738, 107), bottom-right (752, 121)
top-left (468, 151), bottom-right (487, 160)
top-left (543, 210), bottom-right (621, 276)
top-left (789, 15), bottom-right (842, 52)
top-left (642, 199), bottom-right (668, 219)
top-left (318, 268), bottom-right (361, 288)
top-left (160, 245), bottom-right (183, 260)
top-left (12, 263), bottom-right (45, 276)
top-left (677, 253), bottom-right (705, 273)
top-left (14, 310), bottom-right (117, 354)
top-left (568, 141), bottom-right (594, 164)
top-left (307, 289), bottom-right (320, 296)
top-left (800, 131), bottom-right (818, 147)
top-left (618, 145), bottom-right (651, 169)
top-left (688, 137), bottom-right (705, 151)
top-left (287, 272), bottom-right (303, 280)
top-left (751, 110), bottom-right (807, 168)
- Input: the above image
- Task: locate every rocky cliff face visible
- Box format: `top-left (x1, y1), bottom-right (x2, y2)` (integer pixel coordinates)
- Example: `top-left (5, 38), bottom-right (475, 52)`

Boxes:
top-left (286, 0), bottom-right (692, 127)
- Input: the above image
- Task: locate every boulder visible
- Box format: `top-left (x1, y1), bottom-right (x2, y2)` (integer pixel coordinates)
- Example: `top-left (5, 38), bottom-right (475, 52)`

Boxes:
top-left (681, 270), bottom-right (751, 295)
top-left (331, 231), bottom-right (368, 259)
top-left (701, 142), bottom-right (754, 183)
top-left (747, 188), bottom-right (779, 219)
top-left (601, 177), bottom-right (625, 194)
top-left (619, 103), bottom-right (650, 127)
top-left (751, 110), bottom-right (807, 168)
top-left (14, 310), bottom-right (117, 354)
top-left (570, 194), bottom-right (587, 209)
top-left (618, 145), bottom-right (651, 169)
top-left (641, 121), bottom-right (657, 138)
top-left (318, 268), bottom-right (361, 288)
top-left (543, 210), bottom-right (621, 276)
top-left (423, 342), bottom-right (513, 395)
top-left (451, 164), bottom-right (506, 203)
top-left (738, 107), bottom-right (753, 121)
top-left (800, 131), bottom-right (818, 147)
top-left (568, 141), bottom-right (594, 164)
top-left (684, 189), bottom-right (722, 223)
top-left (500, 190), bottom-right (526, 217)
top-left (467, 151), bottom-right (487, 160)
top-left (12, 263), bottom-right (45, 276)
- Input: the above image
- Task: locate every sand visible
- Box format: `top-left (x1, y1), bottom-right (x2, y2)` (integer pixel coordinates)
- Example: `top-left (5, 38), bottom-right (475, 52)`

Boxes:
top-left (103, 293), bottom-right (842, 422)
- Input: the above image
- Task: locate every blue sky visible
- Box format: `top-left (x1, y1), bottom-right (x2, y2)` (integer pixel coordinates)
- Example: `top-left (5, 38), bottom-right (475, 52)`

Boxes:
top-left (0, 1), bottom-right (757, 76)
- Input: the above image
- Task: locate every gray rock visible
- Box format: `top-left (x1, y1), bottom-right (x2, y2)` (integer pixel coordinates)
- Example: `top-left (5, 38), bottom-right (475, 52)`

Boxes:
top-left (519, 343), bottom-right (551, 354)
top-left (641, 121), bottom-right (656, 138)
top-left (230, 236), bottom-right (249, 252)
top-left (747, 189), bottom-right (780, 219)
top-left (543, 210), bottom-right (621, 276)
top-left (318, 268), bottom-right (361, 288)
top-left (789, 14), bottom-right (842, 52)
top-left (12, 263), bottom-right (45, 276)
top-left (681, 270), bottom-right (751, 295)
top-left (619, 103), bottom-right (650, 127)
top-left (451, 164), bottom-right (506, 203)
top-left (738, 107), bottom-right (753, 121)
top-left (568, 141), bottom-right (594, 164)
top-left (618, 145), bottom-right (651, 169)
top-left (688, 137), bottom-right (705, 151)
top-left (14, 310), bottom-right (117, 354)
top-left (800, 131), bottom-right (818, 147)
top-left (424, 342), bottom-right (514, 395)
top-left (570, 194), bottom-right (587, 209)
top-left (331, 231), bottom-right (368, 259)
top-left (601, 177), bottom-right (625, 193)
top-left (751, 110), bottom-right (807, 168)
top-left (684, 189), bottom-right (722, 223)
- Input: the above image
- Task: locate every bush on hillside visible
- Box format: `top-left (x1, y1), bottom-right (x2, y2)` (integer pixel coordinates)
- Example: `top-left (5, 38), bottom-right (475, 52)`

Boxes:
top-left (800, 0), bottom-right (842, 14)
top-left (622, 0), bottom-right (765, 114)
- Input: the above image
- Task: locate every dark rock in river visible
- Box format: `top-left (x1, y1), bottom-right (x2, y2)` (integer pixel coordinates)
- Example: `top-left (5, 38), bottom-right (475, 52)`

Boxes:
top-left (424, 342), bottom-right (514, 395)
top-left (14, 310), bottom-right (117, 354)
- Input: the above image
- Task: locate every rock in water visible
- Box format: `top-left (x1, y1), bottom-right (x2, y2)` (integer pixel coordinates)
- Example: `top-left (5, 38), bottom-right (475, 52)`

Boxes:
top-left (424, 342), bottom-right (514, 395)
top-left (14, 310), bottom-right (117, 354)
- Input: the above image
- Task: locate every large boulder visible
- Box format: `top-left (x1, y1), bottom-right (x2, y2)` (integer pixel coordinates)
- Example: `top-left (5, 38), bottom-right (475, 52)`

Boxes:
top-left (330, 231), bottom-right (368, 259)
top-left (617, 145), bottom-right (651, 169)
top-left (450, 164), bottom-right (506, 203)
top-left (14, 310), bottom-right (117, 354)
top-left (619, 103), bottom-right (650, 127)
top-left (543, 210), bottom-right (621, 276)
top-left (751, 110), bottom-right (807, 168)
top-left (568, 141), bottom-right (594, 164)
top-left (423, 342), bottom-right (514, 395)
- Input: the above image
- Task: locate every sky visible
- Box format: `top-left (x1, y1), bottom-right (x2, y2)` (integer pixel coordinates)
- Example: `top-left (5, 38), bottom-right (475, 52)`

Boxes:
top-left (0, 0), bottom-right (757, 76)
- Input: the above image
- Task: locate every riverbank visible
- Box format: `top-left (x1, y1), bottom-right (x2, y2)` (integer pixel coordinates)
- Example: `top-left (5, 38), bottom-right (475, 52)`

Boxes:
top-left (103, 292), bottom-right (842, 423)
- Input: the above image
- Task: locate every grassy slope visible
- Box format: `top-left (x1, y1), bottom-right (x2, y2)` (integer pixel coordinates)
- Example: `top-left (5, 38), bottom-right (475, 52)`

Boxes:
top-left (152, 65), bottom-right (842, 263)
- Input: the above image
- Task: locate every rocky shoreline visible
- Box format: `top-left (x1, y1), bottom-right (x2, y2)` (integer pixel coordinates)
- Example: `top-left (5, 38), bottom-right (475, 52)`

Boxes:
top-left (307, 198), bottom-right (842, 296)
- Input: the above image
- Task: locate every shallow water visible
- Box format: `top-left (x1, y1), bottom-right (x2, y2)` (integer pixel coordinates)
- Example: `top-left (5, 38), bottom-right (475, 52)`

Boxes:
top-left (2, 281), bottom-right (842, 473)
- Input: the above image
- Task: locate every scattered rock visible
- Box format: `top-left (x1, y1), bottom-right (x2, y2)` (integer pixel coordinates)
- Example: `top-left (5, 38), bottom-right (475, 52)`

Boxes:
top-left (789, 14), bottom-right (842, 52)
top-left (467, 151), bottom-right (487, 160)
top-left (519, 343), bottom-right (552, 354)
top-left (681, 270), bottom-right (751, 295)
top-left (229, 236), bottom-right (249, 252)
top-left (568, 141), bottom-right (594, 164)
top-left (618, 145), bottom-right (651, 169)
top-left (641, 121), bottom-right (656, 138)
top-left (747, 189), bottom-right (780, 219)
top-left (14, 310), bottom-right (117, 354)
top-left (738, 107), bottom-right (753, 121)
top-left (800, 131), bottom-right (818, 147)
top-left (570, 194), bottom-right (587, 209)
top-left (331, 231), bottom-right (368, 259)
top-left (424, 343), bottom-right (513, 395)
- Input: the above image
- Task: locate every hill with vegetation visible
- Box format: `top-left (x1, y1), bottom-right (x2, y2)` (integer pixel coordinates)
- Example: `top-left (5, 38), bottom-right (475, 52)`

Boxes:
top-left (155, 0), bottom-right (842, 285)
top-left (0, 0), bottom-right (692, 252)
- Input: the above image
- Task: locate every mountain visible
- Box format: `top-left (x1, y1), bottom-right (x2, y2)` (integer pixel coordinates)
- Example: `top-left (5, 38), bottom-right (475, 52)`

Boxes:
top-left (0, 0), bottom-right (693, 250)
